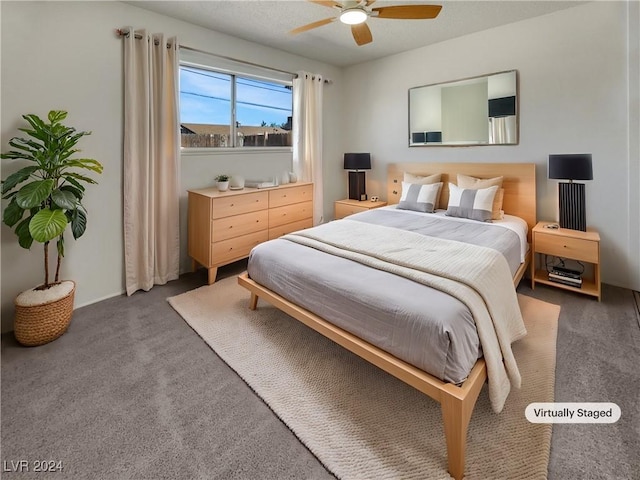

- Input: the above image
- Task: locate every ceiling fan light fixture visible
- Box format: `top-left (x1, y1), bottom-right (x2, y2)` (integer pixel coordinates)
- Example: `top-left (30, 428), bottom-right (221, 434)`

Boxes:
top-left (339, 8), bottom-right (368, 25)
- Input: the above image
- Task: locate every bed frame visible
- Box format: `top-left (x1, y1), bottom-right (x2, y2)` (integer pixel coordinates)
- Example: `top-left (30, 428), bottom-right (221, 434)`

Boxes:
top-left (238, 162), bottom-right (536, 479)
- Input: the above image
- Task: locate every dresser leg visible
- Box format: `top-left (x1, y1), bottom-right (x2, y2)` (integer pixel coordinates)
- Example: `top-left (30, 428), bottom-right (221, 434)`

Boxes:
top-left (207, 267), bottom-right (218, 285)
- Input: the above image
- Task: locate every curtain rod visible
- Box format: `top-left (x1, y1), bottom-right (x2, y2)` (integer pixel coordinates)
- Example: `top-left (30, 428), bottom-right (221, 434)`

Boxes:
top-left (115, 28), bottom-right (332, 84)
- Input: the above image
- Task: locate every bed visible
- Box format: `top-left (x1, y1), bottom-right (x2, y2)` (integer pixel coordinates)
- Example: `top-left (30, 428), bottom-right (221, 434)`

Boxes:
top-left (238, 162), bottom-right (536, 479)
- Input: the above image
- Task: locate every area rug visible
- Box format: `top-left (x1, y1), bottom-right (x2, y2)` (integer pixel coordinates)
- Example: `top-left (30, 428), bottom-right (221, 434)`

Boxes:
top-left (168, 276), bottom-right (560, 480)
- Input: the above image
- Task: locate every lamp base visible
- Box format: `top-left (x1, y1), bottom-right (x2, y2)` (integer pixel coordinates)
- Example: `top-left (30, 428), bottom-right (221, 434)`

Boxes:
top-left (558, 182), bottom-right (586, 231)
top-left (348, 171), bottom-right (367, 201)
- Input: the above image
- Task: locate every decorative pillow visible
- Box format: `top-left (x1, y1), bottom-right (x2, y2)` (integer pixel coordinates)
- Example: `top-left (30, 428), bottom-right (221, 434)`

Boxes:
top-left (397, 182), bottom-right (442, 213)
top-left (403, 172), bottom-right (442, 207)
top-left (446, 183), bottom-right (498, 222)
top-left (403, 172), bottom-right (441, 185)
top-left (457, 174), bottom-right (503, 220)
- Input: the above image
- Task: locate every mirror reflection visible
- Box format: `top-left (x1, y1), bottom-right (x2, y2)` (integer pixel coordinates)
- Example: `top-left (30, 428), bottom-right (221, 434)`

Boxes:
top-left (409, 70), bottom-right (518, 146)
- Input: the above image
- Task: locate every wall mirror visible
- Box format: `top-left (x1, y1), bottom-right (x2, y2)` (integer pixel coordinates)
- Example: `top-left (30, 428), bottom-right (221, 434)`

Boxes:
top-left (409, 70), bottom-right (518, 146)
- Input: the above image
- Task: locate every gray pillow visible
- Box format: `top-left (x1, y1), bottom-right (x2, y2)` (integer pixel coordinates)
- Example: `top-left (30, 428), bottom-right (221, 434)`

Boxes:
top-left (397, 182), bottom-right (441, 213)
top-left (446, 183), bottom-right (498, 222)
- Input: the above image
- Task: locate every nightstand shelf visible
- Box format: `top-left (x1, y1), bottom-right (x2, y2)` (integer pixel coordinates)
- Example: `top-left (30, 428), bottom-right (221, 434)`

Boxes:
top-left (531, 221), bottom-right (601, 301)
top-left (334, 199), bottom-right (387, 219)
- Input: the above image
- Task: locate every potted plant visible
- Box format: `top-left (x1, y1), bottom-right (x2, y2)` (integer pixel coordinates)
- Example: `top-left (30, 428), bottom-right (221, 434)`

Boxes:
top-left (215, 174), bottom-right (230, 192)
top-left (1, 110), bottom-right (103, 346)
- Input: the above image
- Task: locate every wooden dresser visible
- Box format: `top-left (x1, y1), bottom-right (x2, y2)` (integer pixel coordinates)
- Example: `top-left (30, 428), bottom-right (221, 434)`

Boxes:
top-left (188, 182), bottom-right (313, 284)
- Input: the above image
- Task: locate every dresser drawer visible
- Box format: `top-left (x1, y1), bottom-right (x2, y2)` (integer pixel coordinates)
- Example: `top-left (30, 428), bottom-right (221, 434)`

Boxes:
top-left (269, 184), bottom-right (313, 208)
top-left (268, 201), bottom-right (313, 228)
top-left (269, 218), bottom-right (313, 240)
top-left (212, 210), bottom-right (268, 243)
top-left (535, 232), bottom-right (599, 263)
top-left (212, 191), bottom-right (268, 219)
top-left (212, 230), bottom-right (268, 265)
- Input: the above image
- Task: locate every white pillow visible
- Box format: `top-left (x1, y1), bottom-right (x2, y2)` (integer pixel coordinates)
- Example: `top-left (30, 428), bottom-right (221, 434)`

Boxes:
top-left (446, 183), bottom-right (498, 222)
top-left (397, 182), bottom-right (442, 213)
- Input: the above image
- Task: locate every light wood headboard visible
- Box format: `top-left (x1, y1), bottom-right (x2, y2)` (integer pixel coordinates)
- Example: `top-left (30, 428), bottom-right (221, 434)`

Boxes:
top-left (387, 163), bottom-right (537, 241)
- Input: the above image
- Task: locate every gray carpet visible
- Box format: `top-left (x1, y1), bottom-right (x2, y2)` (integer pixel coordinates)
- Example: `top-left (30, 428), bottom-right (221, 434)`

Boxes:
top-left (2, 260), bottom-right (639, 480)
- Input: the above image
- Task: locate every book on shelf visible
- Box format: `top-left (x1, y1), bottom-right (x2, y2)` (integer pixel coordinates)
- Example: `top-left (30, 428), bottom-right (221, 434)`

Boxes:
top-left (549, 270), bottom-right (582, 280)
top-left (548, 271), bottom-right (582, 283)
top-left (550, 267), bottom-right (582, 279)
top-left (548, 274), bottom-right (582, 288)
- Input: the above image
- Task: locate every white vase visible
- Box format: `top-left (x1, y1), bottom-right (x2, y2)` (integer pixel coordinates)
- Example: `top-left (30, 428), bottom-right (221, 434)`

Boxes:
top-left (217, 181), bottom-right (229, 192)
top-left (280, 171), bottom-right (290, 185)
top-left (289, 172), bottom-right (298, 183)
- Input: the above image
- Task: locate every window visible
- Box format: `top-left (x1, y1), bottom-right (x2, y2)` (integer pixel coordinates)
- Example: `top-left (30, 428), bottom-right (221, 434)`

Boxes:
top-left (179, 64), bottom-right (293, 149)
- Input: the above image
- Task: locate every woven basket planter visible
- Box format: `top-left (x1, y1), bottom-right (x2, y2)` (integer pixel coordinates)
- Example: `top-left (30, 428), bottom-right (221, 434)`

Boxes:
top-left (14, 281), bottom-right (75, 347)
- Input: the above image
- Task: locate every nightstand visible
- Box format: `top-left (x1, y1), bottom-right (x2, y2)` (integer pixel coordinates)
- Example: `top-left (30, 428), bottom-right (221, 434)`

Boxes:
top-left (531, 221), bottom-right (601, 301)
top-left (334, 199), bottom-right (388, 220)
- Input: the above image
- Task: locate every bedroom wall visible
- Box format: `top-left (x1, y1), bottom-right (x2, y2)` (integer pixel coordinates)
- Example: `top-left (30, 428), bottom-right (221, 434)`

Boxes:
top-left (342, 1), bottom-right (640, 291)
top-left (0, 1), bottom-right (344, 332)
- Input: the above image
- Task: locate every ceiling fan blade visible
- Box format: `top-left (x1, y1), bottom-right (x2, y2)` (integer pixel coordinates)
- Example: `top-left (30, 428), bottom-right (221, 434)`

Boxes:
top-left (307, 0), bottom-right (342, 8)
top-left (290, 17), bottom-right (336, 35)
top-left (351, 23), bottom-right (373, 46)
top-left (365, 0), bottom-right (377, 5)
top-left (372, 5), bottom-right (442, 19)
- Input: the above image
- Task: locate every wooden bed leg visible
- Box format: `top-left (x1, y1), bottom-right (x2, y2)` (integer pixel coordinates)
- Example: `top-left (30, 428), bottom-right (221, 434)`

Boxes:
top-left (440, 360), bottom-right (485, 480)
top-left (441, 391), bottom-right (470, 480)
top-left (249, 292), bottom-right (258, 310)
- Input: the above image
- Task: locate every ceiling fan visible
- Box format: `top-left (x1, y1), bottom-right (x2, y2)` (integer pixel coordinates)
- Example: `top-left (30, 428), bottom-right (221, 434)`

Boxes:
top-left (290, 0), bottom-right (442, 46)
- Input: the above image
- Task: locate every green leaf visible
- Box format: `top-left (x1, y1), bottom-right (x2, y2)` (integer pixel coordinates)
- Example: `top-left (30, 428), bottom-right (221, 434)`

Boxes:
top-left (29, 208), bottom-right (68, 243)
top-left (16, 179), bottom-right (54, 209)
top-left (64, 159), bottom-right (104, 174)
top-left (70, 208), bottom-right (87, 239)
top-left (63, 172), bottom-right (98, 185)
top-left (15, 217), bottom-right (34, 249)
top-left (48, 110), bottom-right (68, 124)
top-left (1, 165), bottom-right (39, 195)
top-left (51, 189), bottom-right (77, 210)
top-left (62, 175), bottom-right (85, 192)
top-left (3, 197), bottom-right (25, 227)
top-left (60, 185), bottom-right (84, 201)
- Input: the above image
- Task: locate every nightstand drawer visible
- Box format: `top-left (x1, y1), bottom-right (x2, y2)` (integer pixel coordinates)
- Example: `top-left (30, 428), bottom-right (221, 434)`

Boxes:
top-left (535, 232), bottom-right (599, 263)
top-left (335, 203), bottom-right (368, 219)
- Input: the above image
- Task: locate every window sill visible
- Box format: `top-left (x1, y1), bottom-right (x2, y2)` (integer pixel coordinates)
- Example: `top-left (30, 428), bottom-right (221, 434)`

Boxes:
top-left (181, 147), bottom-right (293, 156)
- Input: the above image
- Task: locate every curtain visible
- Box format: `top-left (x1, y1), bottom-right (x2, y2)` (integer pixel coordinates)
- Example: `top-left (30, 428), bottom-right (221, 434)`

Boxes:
top-left (292, 72), bottom-right (324, 225)
top-left (489, 116), bottom-right (516, 144)
top-left (123, 29), bottom-right (180, 295)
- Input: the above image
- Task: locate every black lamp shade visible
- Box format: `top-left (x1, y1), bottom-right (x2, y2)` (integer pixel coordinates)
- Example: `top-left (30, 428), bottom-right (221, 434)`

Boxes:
top-left (548, 154), bottom-right (593, 181)
top-left (343, 153), bottom-right (371, 171)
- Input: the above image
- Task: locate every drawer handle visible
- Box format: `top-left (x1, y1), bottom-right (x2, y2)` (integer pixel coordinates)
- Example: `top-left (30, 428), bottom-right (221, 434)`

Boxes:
top-left (230, 203), bottom-right (234, 207)
top-left (283, 194), bottom-right (287, 197)
top-left (229, 225), bottom-right (233, 229)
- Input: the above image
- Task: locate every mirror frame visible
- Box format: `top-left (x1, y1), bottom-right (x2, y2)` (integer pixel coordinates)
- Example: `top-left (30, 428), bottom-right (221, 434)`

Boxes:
top-left (408, 70), bottom-right (519, 147)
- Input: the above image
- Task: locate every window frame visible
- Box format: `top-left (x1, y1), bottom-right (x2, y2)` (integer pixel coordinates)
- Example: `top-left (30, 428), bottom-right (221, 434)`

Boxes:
top-left (179, 61), bottom-right (294, 154)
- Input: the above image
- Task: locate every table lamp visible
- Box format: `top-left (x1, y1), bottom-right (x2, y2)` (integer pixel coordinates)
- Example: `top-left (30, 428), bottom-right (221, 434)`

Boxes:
top-left (344, 153), bottom-right (371, 201)
top-left (548, 153), bottom-right (593, 231)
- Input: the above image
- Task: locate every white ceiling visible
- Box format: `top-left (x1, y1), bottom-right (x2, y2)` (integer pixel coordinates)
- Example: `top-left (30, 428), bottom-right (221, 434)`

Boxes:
top-left (127, 0), bottom-right (584, 67)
